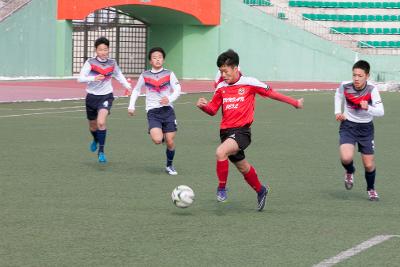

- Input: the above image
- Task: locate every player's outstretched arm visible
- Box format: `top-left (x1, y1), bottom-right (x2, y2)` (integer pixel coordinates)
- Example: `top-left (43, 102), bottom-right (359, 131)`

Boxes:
top-left (266, 89), bottom-right (303, 108)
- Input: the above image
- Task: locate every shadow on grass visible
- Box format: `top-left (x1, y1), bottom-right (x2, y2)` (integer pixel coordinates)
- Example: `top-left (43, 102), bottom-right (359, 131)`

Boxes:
top-left (326, 189), bottom-right (366, 201)
top-left (170, 210), bottom-right (195, 216)
top-left (205, 199), bottom-right (258, 215)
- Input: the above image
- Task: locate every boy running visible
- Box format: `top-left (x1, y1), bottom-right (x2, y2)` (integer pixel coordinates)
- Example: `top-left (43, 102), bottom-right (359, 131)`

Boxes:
top-left (197, 49), bottom-right (303, 211)
top-left (335, 60), bottom-right (384, 200)
top-left (78, 36), bottom-right (131, 163)
top-left (128, 47), bottom-right (181, 175)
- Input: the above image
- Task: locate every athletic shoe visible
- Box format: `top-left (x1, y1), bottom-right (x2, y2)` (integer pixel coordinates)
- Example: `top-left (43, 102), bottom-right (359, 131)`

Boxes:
top-left (344, 172), bottom-right (354, 190)
top-left (98, 152), bottom-right (107, 164)
top-left (165, 165), bottom-right (178, 175)
top-left (257, 185), bottom-right (269, 211)
top-left (367, 189), bottom-right (379, 201)
top-left (216, 187), bottom-right (227, 202)
top-left (90, 140), bottom-right (98, 152)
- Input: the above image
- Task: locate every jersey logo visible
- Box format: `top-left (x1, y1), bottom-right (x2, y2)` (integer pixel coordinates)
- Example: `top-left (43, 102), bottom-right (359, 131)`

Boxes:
top-left (91, 64), bottom-right (114, 76)
top-left (344, 91), bottom-right (372, 109)
top-left (238, 88), bottom-right (245, 95)
top-left (144, 76), bottom-right (171, 93)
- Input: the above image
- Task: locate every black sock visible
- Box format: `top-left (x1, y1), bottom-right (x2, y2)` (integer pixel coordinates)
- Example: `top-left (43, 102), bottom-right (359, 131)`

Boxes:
top-left (365, 169), bottom-right (376, 191)
top-left (166, 149), bottom-right (175, 167)
top-left (97, 129), bottom-right (107, 153)
top-left (91, 130), bottom-right (98, 143)
top-left (342, 161), bottom-right (355, 174)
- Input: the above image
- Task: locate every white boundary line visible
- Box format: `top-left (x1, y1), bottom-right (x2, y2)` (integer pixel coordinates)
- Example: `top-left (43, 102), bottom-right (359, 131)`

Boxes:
top-left (0, 91), bottom-right (332, 118)
top-left (0, 89), bottom-right (331, 104)
top-left (0, 101), bottom-right (193, 118)
top-left (313, 235), bottom-right (400, 267)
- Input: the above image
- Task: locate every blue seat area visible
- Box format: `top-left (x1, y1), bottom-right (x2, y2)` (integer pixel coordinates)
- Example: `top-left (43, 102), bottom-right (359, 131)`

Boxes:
top-left (302, 14), bottom-right (400, 22)
top-left (330, 27), bottom-right (400, 35)
top-left (289, 1), bottom-right (400, 9)
top-left (243, 0), bottom-right (271, 6)
top-left (359, 40), bottom-right (400, 48)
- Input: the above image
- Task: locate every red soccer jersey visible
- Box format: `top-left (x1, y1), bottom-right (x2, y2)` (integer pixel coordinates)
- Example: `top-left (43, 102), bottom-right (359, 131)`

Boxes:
top-left (201, 76), bottom-right (299, 129)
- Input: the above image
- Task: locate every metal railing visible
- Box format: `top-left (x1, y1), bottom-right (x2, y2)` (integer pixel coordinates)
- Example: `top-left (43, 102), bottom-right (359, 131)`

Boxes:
top-left (72, 8), bottom-right (147, 75)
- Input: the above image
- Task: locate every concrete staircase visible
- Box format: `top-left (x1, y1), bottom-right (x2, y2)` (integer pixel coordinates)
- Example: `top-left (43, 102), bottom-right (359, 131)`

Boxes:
top-left (0, 0), bottom-right (31, 22)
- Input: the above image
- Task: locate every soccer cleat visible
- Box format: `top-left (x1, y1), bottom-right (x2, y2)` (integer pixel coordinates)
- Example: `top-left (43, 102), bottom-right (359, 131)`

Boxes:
top-left (367, 189), bottom-right (379, 201)
top-left (257, 185), bottom-right (269, 211)
top-left (90, 140), bottom-right (98, 152)
top-left (98, 152), bottom-right (107, 164)
top-left (216, 187), bottom-right (227, 202)
top-left (165, 165), bottom-right (178, 175)
top-left (344, 172), bottom-right (354, 190)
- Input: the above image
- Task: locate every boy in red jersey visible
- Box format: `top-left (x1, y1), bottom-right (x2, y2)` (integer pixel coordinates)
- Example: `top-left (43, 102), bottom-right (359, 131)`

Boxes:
top-left (196, 49), bottom-right (304, 211)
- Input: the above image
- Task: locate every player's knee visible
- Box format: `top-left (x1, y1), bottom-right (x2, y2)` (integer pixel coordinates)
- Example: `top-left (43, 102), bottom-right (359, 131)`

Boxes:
top-left (237, 165), bottom-right (248, 174)
top-left (236, 162), bottom-right (250, 174)
top-left (165, 139), bottom-right (174, 148)
top-left (364, 163), bottom-right (375, 172)
top-left (215, 148), bottom-right (227, 160)
top-left (341, 157), bottom-right (353, 165)
top-left (152, 138), bottom-right (163, 145)
top-left (97, 122), bottom-right (106, 130)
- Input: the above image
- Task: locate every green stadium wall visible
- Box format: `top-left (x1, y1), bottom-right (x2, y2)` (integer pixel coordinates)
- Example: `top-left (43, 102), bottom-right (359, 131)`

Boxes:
top-left (0, 0), bottom-right (399, 82)
top-left (153, 0), bottom-right (400, 82)
top-left (0, 0), bottom-right (72, 77)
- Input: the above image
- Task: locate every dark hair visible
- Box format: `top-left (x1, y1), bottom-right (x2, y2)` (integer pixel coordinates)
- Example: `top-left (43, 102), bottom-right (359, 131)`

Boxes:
top-left (353, 60), bottom-right (370, 74)
top-left (94, 37), bottom-right (110, 48)
top-left (148, 47), bottom-right (166, 60)
top-left (217, 49), bottom-right (239, 67)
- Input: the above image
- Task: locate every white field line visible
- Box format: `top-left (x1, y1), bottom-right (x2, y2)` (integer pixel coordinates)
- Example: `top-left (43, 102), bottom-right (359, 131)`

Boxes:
top-left (0, 97), bottom-right (85, 104)
top-left (0, 91), bottom-right (333, 118)
top-left (0, 101), bottom-right (193, 118)
top-left (0, 101), bottom-right (130, 111)
top-left (0, 90), bottom-right (331, 104)
top-left (0, 93), bottom-right (189, 104)
top-left (0, 109), bottom-right (86, 118)
top-left (313, 235), bottom-right (400, 267)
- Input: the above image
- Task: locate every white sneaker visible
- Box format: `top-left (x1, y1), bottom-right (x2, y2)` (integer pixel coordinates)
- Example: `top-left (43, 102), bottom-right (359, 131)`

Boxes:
top-left (367, 189), bottom-right (379, 201)
top-left (165, 165), bottom-right (178, 175)
top-left (344, 172), bottom-right (354, 190)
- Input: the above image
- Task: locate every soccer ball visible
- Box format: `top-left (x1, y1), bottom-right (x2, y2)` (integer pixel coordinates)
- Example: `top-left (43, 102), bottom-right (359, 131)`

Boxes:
top-left (171, 185), bottom-right (195, 208)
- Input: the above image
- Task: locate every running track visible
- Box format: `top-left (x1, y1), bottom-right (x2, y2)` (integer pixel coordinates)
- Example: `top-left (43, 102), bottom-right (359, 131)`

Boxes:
top-left (0, 79), bottom-right (339, 102)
